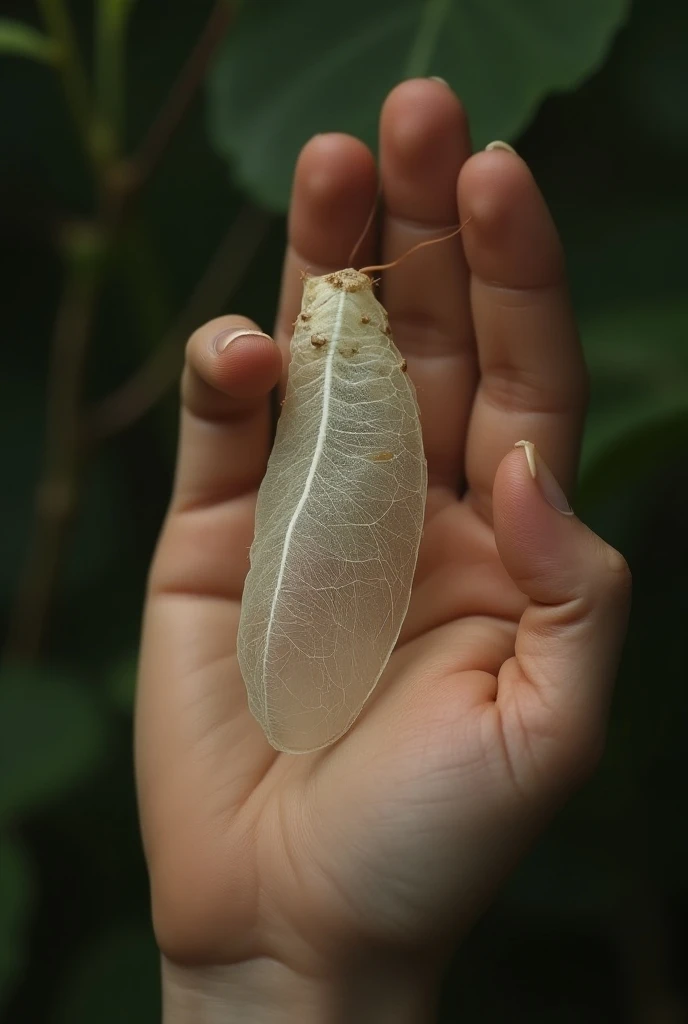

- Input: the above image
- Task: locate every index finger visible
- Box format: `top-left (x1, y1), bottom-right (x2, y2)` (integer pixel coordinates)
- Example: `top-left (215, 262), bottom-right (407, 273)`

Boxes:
top-left (274, 133), bottom-right (378, 387)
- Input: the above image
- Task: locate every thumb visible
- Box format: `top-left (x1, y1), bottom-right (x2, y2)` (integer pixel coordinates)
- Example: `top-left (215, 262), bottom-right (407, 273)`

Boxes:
top-left (493, 441), bottom-right (632, 783)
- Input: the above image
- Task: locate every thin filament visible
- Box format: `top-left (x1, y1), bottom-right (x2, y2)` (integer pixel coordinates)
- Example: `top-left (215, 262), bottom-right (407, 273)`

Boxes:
top-left (348, 184), bottom-right (382, 267)
top-left (358, 219), bottom-right (471, 275)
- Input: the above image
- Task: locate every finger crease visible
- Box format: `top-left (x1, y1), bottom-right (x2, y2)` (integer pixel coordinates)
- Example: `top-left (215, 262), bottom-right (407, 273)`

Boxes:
top-left (392, 315), bottom-right (476, 359)
top-left (479, 375), bottom-right (586, 416)
top-left (385, 214), bottom-right (462, 235)
top-left (172, 484), bottom-right (261, 516)
top-left (183, 403), bottom-right (268, 430)
top-left (473, 275), bottom-right (568, 303)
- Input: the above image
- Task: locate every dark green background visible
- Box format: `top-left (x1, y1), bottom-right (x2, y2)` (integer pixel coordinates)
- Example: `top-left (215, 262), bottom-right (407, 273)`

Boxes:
top-left (1, 1), bottom-right (687, 1020)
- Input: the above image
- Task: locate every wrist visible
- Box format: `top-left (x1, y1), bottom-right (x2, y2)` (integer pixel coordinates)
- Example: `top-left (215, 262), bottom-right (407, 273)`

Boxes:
top-left (162, 952), bottom-right (438, 1024)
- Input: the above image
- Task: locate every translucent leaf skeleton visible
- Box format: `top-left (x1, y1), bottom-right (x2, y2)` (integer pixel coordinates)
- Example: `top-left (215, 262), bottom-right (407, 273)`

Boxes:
top-left (237, 268), bottom-right (427, 753)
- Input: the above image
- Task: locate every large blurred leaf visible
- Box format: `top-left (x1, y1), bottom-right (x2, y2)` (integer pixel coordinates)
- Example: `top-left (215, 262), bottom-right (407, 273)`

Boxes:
top-left (579, 301), bottom-right (688, 503)
top-left (580, 404), bottom-right (688, 508)
top-left (51, 925), bottom-right (160, 1024)
top-left (0, 831), bottom-right (33, 1011)
top-left (0, 19), bottom-right (57, 65)
top-left (613, 0), bottom-right (688, 153)
top-left (563, 208), bottom-right (688, 317)
top-left (208, 0), bottom-right (630, 210)
top-left (0, 667), bottom-right (108, 824)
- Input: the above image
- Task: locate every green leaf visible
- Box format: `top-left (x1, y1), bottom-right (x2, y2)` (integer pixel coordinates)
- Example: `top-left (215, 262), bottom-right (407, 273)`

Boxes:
top-left (613, 0), bottom-right (688, 154)
top-left (207, 0), bottom-right (630, 210)
top-left (0, 831), bottom-right (34, 1011)
top-left (579, 301), bottom-right (688, 504)
top-left (0, 667), bottom-right (108, 824)
top-left (580, 403), bottom-right (688, 507)
top-left (51, 926), bottom-right (160, 1024)
top-left (0, 19), bottom-right (58, 65)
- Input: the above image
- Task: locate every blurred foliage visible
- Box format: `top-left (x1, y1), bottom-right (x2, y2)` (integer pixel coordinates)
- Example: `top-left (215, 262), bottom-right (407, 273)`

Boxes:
top-left (0, 834), bottom-right (34, 1014)
top-left (0, 667), bottom-right (108, 823)
top-left (579, 301), bottom-right (688, 506)
top-left (208, 0), bottom-right (630, 209)
top-left (50, 925), bottom-right (160, 1024)
top-left (0, 20), bottom-right (57, 65)
top-left (0, 0), bottom-right (687, 1021)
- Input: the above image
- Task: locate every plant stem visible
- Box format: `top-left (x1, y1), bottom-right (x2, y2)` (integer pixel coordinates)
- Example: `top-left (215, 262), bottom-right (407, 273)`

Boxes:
top-left (3, 225), bottom-right (104, 662)
top-left (95, 0), bottom-right (136, 156)
top-left (127, 0), bottom-right (234, 190)
top-left (4, 0), bottom-right (243, 663)
top-left (4, 3), bottom-right (110, 664)
top-left (37, 0), bottom-right (101, 172)
top-left (89, 204), bottom-right (271, 440)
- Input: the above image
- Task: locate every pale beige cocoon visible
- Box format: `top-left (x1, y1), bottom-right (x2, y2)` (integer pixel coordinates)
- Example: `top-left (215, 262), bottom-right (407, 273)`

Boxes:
top-left (237, 269), bottom-right (427, 753)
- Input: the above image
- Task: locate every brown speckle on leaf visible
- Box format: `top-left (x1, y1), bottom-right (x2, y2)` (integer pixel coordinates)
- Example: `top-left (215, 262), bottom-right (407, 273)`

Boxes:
top-left (360, 314), bottom-right (370, 325)
top-left (300, 312), bottom-right (311, 322)
top-left (383, 323), bottom-right (392, 336)
top-left (311, 334), bottom-right (327, 348)
top-left (323, 268), bottom-right (371, 293)
top-left (400, 358), bottom-right (408, 372)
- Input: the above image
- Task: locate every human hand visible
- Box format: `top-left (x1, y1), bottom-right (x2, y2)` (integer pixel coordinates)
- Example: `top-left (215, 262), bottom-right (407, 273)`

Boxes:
top-left (136, 79), bottom-right (631, 1022)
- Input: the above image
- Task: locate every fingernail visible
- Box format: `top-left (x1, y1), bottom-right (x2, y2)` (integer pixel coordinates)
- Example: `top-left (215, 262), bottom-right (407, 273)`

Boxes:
top-left (429, 76), bottom-right (450, 87)
top-left (214, 329), bottom-right (272, 354)
top-left (515, 440), bottom-right (573, 516)
top-left (485, 140), bottom-right (518, 155)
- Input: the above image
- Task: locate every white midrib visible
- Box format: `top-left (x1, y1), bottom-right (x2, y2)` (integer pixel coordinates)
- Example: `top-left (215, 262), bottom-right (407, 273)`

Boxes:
top-left (261, 288), bottom-right (348, 725)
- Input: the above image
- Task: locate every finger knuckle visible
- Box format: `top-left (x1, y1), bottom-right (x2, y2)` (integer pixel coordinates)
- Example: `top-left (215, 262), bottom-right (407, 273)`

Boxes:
top-left (602, 545), bottom-right (632, 593)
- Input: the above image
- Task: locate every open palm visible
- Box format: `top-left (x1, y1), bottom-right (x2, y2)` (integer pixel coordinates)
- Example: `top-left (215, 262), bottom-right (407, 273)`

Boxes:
top-left (136, 81), bottom-right (630, 993)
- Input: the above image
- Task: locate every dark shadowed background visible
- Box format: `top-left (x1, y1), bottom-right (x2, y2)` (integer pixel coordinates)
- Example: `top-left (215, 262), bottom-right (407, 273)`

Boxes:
top-left (1, 1), bottom-right (687, 1021)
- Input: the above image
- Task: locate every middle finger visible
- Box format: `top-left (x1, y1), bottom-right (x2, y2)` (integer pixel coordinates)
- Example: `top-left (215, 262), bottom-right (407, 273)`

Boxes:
top-left (379, 79), bottom-right (476, 491)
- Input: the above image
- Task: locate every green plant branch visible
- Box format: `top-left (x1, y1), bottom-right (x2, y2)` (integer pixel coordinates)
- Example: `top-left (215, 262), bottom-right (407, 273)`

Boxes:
top-left (3, 1), bottom-right (113, 664)
top-left (89, 204), bottom-right (271, 441)
top-left (95, 0), bottom-right (137, 157)
top-left (0, 18), bottom-right (59, 63)
top-left (126, 0), bottom-right (234, 192)
top-left (4, 0), bottom-right (240, 663)
top-left (3, 225), bottom-right (104, 663)
top-left (37, 0), bottom-right (101, 172)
